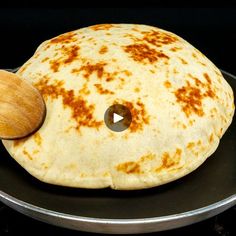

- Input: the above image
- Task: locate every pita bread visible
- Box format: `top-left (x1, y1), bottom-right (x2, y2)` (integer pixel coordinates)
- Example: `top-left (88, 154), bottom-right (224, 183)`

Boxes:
top-left (2, 24), bottom-right (235, 190)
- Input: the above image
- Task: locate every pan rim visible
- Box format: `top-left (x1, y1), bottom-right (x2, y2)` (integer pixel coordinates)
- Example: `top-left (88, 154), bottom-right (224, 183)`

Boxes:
top-left (0, 190), bottom-right (236, 224)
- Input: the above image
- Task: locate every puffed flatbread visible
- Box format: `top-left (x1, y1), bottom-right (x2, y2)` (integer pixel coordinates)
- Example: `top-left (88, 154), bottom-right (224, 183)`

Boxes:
top-left (2, 24), bottom-right (234, 190)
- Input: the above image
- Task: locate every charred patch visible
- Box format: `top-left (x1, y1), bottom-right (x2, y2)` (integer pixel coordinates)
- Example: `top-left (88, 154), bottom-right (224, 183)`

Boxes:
top-left (142, 30), bottom-right (178, 47)
top-left (50, 32), bottom-right (77, 44)
top-left (174, 74), bottom-right (215, 118)
top-left (94, 83), bottom-right (114, 95)
top-left (79, 62), bottom-right (107, 79)
top-left (123, 43), bottom-right (169, 64)
top-left (121, 100), bottom-right (150, 132)
top-left (49, 45), bottom-right (80, 72)
top-left (34, 76), bottom-right (102, 131)
top-left (174, 85), bottom-right (204, 117)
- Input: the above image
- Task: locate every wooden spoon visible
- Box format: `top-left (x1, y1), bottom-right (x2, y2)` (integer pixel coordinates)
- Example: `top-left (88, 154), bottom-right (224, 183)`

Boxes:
top-left (0, 70), bottom-right (46, 140)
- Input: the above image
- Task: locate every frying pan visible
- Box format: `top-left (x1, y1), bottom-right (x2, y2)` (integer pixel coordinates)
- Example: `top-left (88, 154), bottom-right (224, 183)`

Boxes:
top-left (0, 69), bottom-right (235, 234)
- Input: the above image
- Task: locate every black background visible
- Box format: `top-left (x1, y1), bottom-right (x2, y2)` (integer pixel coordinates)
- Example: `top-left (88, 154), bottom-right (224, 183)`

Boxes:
top-left (0, 8), bottom-right (235, 75)
top-left (0, 7), bottom-right (236, 236)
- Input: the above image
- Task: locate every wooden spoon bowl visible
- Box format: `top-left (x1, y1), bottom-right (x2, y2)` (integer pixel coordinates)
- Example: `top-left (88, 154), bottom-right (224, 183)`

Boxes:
top-left (0, 70), bottom-right (46, 139)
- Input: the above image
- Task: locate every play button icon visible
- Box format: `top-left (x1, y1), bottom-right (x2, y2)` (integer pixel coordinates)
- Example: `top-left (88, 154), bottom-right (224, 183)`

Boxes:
top-left (113, 113), bottom-right (123, 123)
top-left (104, 104), bottom-right (132, 132)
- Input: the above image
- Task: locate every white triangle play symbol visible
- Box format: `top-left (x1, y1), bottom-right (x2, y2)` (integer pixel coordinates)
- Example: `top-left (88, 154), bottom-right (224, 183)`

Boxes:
top-left (113, 113), bottom-right (123, 123)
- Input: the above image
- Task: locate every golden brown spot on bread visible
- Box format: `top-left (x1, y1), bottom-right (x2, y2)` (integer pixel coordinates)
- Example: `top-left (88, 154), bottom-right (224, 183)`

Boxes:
top-left (149, 69), bottom-right (155, 74)
top-left (124, 70), bottom-right (132, 76)
top-left (156, 148), bottom-right (182, 172)
top-left (188, 74), bottom-right (204, 87)
top-left (174, 73), bottom-right (215, 117)
top-left (170, 47), bottom-right (182, 52)
top-left (121, 100), bottom-right (150, 132)
top-left (45, 44), bottom-right (51, 50)
top-left (23, 148), bottom-right (33, 160)
top-left (179, 57), bottom-right (188, 64)
top-left (203, 73), bottom-right (212, 84)
top-left (49, 45), bottom-right (80, 72)
top-left (220, 127), bottom-right (223, 135)
top-left (192, 53), bottom-right (197, 58)
top-left (62, 45), bottom-right (79, 64)
top-left (34, 76), bottom-right (102, 131)
top-left (209, 133), bottom-right (214, 143)
top-left (34, 53), bottom-right (39, 59)
top-left (79, 62), bottom-right (107, 79)
top-left (41, 57), bottom-right (49, 63)
top-left (76, 63), bottom-right (129, 84)
top-left (187, 142), bottom-right (195, 149)
top-left (173, 121), bottom-right (187, 129)
top-left (50, 32), bottom-right (77, 44)
top-left (33, 133), bottom-right (42, 146)
top-left (175, 85), bottom-right (204, 117)
top-left (139, 153), bottom-right (155, 162)
top-left (210, 107), bottom-right (217, 114)
top-left (50, 61), bottom-right (60, 73)
top-left (199, 62), bottom-right (206, 66)
top-left (90, 24), bottom-right (114, 31)
top-left (94, 83), bottom-right (114, 95)
top-left (142, 30), bottom-right (178, 47)
top-left (116, 162), bottom-right (141, 174)
top-left (124, 43), bottom-right (169, 64)
top-left (215, 70), bottom-right (222, 77)
top-left (164, 80), bottom-right (172, 88)
top-left (99, 45), bottom-right (108, 54)
top-left (105, 77), bottom-right (114, 82)
top-left (87, 37), bottom-right (94, 42)
top-left (79, 83), bottom-right (90, 95)
top-left (162, 153), bottom-right (175, 168)
top-left (134, 87), bottom-right (140, 93)
top-left (71, 68), bottom-right (80, 74)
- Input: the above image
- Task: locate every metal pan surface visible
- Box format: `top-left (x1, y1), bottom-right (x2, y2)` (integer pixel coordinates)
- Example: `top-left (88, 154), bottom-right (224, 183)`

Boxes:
top-left (0, 69), bottom-right (235, 234)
